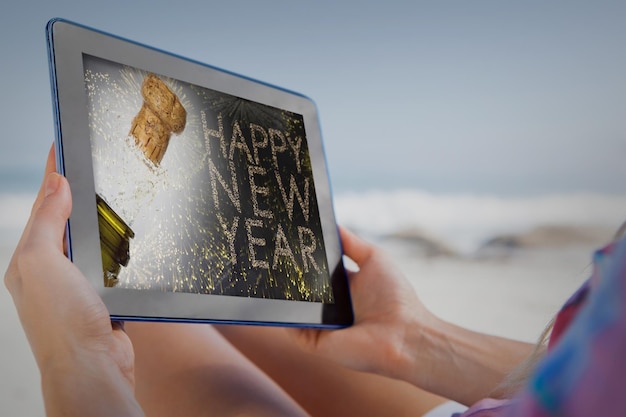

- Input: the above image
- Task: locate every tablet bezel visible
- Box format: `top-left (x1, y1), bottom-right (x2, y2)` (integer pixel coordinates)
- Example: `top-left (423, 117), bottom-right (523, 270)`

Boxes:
top-left (46, 18), bottom-right (353, 328)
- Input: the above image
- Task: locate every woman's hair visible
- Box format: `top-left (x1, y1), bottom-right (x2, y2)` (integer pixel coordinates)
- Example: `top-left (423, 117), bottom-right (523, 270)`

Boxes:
top-left (614, 221), bottom-right (626, 242)
top-left (493, 220), bottom-right (626, 398)
top-left (492, 317), bottom-right (554, 398)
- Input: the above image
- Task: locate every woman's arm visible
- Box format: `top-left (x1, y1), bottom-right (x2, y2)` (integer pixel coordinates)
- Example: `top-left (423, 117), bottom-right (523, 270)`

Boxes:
top-left (4, 147), bottom-right (144, 417)
top-left (398, 313), bottom-right (534, 405)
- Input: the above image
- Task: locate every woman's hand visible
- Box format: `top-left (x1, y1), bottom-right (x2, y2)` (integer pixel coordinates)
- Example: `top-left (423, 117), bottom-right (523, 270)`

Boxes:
top-left (4, 146), bottom-right (143, 417)
top-left (291, 226), bottom-right (440, 379)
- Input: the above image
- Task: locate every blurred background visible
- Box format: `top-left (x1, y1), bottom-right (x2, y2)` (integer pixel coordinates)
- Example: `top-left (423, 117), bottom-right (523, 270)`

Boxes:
top-left (1, 1), bottom-right (625, 415)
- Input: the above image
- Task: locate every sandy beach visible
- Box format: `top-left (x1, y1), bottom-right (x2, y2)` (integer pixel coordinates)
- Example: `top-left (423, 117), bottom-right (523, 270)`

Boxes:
top-left (0, 233), bottom-right (596, 416)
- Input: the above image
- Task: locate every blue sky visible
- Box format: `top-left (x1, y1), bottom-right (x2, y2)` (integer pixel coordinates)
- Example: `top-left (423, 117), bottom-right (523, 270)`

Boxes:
top-left (1, 0), bottom-right (625, 196)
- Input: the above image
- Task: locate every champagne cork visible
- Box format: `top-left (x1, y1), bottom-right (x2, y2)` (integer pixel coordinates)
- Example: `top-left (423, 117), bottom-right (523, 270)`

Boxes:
top-left (129, 73), bottom-right (187, 165)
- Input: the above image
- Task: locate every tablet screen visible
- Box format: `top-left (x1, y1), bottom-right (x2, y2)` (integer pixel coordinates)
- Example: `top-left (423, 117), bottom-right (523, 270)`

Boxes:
top-left (83, 54), bottom-right (333, 303)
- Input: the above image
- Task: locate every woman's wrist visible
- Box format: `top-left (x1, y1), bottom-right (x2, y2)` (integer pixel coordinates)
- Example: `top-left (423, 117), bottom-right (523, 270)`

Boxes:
top-left (403, 317), bottom-right (480, 403)
top-left (384, 311), bottom-right (447, 391)
top-left (387, 313), bottom-right (534, 406)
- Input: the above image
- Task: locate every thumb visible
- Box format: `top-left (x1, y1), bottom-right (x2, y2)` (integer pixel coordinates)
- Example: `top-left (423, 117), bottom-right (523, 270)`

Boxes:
top-left (5, 172), bottom-right (72, 299)
top-left (26, 172), bottom-right (72, 253)
top-left (338, 226), bottom-right (374, 266)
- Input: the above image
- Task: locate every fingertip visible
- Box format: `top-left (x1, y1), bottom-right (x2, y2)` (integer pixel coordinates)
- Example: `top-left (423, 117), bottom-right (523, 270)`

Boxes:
top-left (38, 172), bottom-right (72, 220)
top-left (339, 225), bottom-right (365, 247)
top-left (338, 225), bottom-right (355, 242)
top-left (338, 225), bottom-right (374, 265)
top-left (46, 143), bottom-right (56, 172)
top-left (32, 145), bottom-right (61, 213)
top-left (44, 172), bottom-right (70, 200)
top-left (44, 172), bottom-right (62, 197)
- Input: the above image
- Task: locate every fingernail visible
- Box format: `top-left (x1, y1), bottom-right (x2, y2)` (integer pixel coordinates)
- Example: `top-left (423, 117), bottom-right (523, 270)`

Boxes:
top-left (44, 173), bottom-right (61, 197)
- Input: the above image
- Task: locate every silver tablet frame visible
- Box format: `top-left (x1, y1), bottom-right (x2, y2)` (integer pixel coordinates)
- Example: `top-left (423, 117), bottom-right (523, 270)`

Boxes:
top-left (46, 18), bottom-right (352, 328)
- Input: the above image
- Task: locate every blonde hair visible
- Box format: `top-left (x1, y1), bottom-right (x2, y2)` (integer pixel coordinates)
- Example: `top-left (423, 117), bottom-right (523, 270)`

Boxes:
top-left (493, 317), bottom-right (554, 398)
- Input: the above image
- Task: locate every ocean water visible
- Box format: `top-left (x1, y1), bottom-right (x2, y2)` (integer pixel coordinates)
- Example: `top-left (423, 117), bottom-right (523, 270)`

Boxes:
top-left (2, 187), bottom-right (625, 253)
top-left (334, 189), bottom-right (626, 255)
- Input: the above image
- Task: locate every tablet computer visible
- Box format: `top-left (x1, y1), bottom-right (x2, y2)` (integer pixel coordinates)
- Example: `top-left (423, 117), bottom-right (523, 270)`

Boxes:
top-left (45, 18), bottom-right (353, 328)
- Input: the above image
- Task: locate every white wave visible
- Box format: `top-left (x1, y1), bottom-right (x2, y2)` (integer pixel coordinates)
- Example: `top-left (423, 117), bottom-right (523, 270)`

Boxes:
top-left (333, 189), bottom-right (626, 254)
top-left (2, 189), bottom-right (625, 256)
